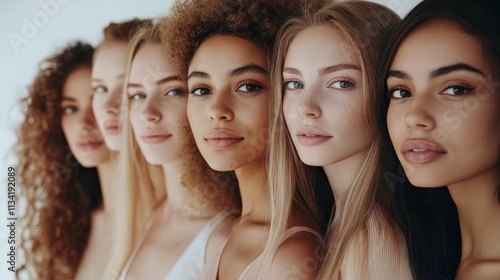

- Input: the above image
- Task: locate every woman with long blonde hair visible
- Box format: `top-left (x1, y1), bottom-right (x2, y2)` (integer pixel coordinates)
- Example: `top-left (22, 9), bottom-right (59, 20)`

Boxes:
top-left (103, 23), bottom-right (240, 280)
top-left (270, 1), bottom-right (412, 279)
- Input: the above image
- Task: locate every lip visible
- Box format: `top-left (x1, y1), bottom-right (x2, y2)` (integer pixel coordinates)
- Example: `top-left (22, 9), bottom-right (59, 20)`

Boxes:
top-left (141, 129), bottom-right (172, 145)
top-left (204, 129), bottom-right (244, 150)
top-left (296, 126), bottom-right (332, 146)
top-left (77, 139), bottom-right (104, 150)
top-left (103, 120), bottom-right (120, 135)
top-left (401, 139), bottom-right (447, 164)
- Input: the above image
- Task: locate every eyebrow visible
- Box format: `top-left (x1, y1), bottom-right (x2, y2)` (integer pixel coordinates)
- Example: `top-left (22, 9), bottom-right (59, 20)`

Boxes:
top-left (61, 96), bottom-right (76, 101)
top-left (388, 63), bottom-right (485, 80)
top-left (430, 63), bottom-right (484, 78)
top-left (187, 64), bottom-right (267, 81)
top-left (128, 75), bottom-right (183, 88)
top-left (283, 63), bottom-right (360, 76)
top-left (91, 74), bottom-right (125, 82)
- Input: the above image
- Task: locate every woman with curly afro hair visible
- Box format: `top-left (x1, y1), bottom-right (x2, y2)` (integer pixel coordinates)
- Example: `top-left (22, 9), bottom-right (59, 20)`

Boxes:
top-left (161, 0), bottom-right (329, 279)
top-left (15, 41), bottom-right (114, 280)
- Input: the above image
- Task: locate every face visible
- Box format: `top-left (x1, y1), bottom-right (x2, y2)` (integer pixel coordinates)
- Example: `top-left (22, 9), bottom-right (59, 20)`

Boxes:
top-left (387, 20), bottom-right (500, 187)
top-left (128, 43), bottom-right (188, 165)
top-left (61, 66), bottom-right (111, 167)
top-left (282, 26), bottom-right (372, 167)
top-left (91, 41), bottom-right (129, 151)
top-left (187, 34), bottom-right (269, 171)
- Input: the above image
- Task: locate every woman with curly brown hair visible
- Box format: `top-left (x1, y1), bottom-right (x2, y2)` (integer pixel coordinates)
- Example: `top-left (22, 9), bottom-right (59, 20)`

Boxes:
top-left (102, 23), bottom-right (240, 280)
top-left (15, 41), bottom-right (114, 280)
top-left (161, 0), bottom-right (328, 279)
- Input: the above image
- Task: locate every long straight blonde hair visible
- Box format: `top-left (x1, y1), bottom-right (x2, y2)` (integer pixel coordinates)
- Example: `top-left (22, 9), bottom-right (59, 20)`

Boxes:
top-left (103, 23), bottom-right (240, 280)
top-left (269, 1), bottom-right (403, 278)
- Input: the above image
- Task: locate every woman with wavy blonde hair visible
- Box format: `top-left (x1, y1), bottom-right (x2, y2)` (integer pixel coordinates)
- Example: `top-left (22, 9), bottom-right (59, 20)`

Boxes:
top-left (102, 23), bottom-right (240, 280)
top-left (15, 41), bottom-right (113, 280)
top-left (270, 1), bottom-right (413, 279)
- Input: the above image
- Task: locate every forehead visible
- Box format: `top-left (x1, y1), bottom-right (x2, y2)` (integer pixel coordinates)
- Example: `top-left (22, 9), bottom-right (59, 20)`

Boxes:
top-left (285, 25), bottom-right (358, 66)
top-left (92, 41), bottom-right (129, 77)
top-left (391, 20), bottom-right (489, 73)
top-left (189, 34), bottom-right (267, 73)
top-left (63, 66), bottom-right (92, 97)
top-left (129, 43), bottom-right (179, 82)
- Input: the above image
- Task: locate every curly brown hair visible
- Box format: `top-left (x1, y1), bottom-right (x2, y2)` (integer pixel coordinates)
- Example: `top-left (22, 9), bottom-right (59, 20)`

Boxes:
top-left (15, 41), bottom-right (100, 280)
top-left (160, 0), bottom-right (311, 77)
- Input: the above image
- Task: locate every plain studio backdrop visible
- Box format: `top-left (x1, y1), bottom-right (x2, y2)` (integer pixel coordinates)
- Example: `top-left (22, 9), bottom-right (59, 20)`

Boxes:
top-left (0, 0), bottom-right (419, 278)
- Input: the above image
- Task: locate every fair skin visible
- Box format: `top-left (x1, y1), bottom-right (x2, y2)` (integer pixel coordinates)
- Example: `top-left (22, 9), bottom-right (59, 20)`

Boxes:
top-left (188, 34), bottom-right (319, 279)
top-left (91, 41), bottom-right (129, 151)
top-left (125, 43), bottom-right (228, 279)
top-left (60, 66), bottom-right (116, 280)
top-left (283, 26), bottom-right (371, 199)
top-left (387, 20), bottom-right (500, 279)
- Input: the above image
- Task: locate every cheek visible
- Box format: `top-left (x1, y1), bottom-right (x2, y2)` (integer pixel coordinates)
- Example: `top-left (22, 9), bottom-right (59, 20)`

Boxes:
top-left (282, 95), bottom-right (297, 123)
top-left (92, 96), bottom-right (105, 118)
top-left (61, 118), bottom-right (75, 144)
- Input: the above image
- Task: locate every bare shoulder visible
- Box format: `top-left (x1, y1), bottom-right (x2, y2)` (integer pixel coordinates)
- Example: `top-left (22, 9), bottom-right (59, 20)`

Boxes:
top-left (457, 260), bottom-right (500, 280)
top-left (268, 230), bottom-right (324, 280)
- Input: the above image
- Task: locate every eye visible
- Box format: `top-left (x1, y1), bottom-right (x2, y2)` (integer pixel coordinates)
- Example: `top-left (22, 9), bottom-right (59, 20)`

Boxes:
top-left (389, 87), bottom-right (412, 99)
top-left (94, 86), bottom-right (107, 94)
top-left (236, 83), bottom-right (261, 93)
top-left (165, 88), bottom-right (186, 96)
top-left (130, 93), bottom-right (146, 101)
top-left (442, 84), bottom-right (473, 96)
top-left (190, 87), bottom-right (211, 96)
top-left (62, 106), bottom-right (77, 115)
top-left (331, 80), bottom-right (353, 90)
top-left (283, 81), bottom-right (304, 90)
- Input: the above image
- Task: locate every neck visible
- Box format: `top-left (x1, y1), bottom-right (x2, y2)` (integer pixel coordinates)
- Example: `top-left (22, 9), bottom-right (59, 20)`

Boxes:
top-left (235, 158), bottom-right (269, 223)
top-left (96, 151), bottom-right (118, 214)
top-left (323, 149), bottom-right (369, 201)
top-left (161, 160), bottom-right (207, 219)
top-left (448, 167), bottom-right (500, 260)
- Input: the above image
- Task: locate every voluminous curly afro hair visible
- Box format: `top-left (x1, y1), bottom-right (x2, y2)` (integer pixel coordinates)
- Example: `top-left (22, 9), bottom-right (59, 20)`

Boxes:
top-left (160, 0), bottom-right (313, 77)
top-left (15, 41), bottom-right (101, 280)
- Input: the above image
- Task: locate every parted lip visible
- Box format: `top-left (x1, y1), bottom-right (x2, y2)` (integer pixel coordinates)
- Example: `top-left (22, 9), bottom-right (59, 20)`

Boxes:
top-left (296, 126), bottom-right (331, 137)
top-left (77, 137), bottom-right (103, 148)
top-left (204, 129), bottom-right (243, 140)
top-left (402, 139), bottom-right (447, 154)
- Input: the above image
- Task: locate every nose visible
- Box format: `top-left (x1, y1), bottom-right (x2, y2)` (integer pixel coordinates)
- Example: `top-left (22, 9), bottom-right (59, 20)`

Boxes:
top-left (404, 96), bottom-right (435, 130)
top-left (141, 96), bottom-right (162, 122)
top-left (296, 88), bottom-right (321, 119)
top-left (103, 86), bottom-right (122, 115)
top-left (208, 90), bottom-right (234, 121)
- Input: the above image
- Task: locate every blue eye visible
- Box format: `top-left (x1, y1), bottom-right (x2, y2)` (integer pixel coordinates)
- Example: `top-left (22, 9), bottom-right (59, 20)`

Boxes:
top-left (130, 93), bottom-right (146, 101)
top-left (62, 106), bottom-right (77, 115)
top-left (94, 86), bottom-right (107, 94)
top-left (190, 87), bottom-right (211, 96)
top-left (442, 85), bottom-right (473, 96)
top-left (331, 80), bottom-right (353, 89)
top-left (284, 81), bottom-right (304, 90)
top-left (389, 87), bottom-right (412, 99)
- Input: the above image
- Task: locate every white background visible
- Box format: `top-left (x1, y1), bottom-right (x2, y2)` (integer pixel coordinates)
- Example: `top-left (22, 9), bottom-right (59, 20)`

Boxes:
top-left (0, 0), bottom-right (419, 279)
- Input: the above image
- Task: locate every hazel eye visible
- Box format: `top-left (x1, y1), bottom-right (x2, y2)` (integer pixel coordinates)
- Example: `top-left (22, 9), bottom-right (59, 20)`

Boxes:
top-left (284, 81), bottom-right (304, 90)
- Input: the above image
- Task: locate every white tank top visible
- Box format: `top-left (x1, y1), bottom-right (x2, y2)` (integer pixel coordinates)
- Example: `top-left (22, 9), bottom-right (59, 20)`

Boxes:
top-left (119, 212), bottom-right (230, 280)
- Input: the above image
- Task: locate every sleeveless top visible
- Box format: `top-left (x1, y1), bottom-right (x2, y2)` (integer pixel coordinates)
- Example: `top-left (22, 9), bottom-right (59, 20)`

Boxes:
top-left (119, 212), bottom-right (230, 280)
top-left (200, 226), bottom-right (322, 280)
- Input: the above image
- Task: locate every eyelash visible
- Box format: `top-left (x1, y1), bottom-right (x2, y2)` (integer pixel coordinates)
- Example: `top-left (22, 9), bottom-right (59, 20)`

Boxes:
top-left (441, 83), bottom-right (474, 96)
top-left (329, 79), bottom-right (355, 90)
top-left (189, 81), bottom-right (263, 96)
top-left (61, 105), bottom-right (77, 115)
top-left (387, 86), bottom-right (411, 99)
top-left (283, 80), bottom-right (304, 91)
top-left (93, 85), bottom-right (108, 94)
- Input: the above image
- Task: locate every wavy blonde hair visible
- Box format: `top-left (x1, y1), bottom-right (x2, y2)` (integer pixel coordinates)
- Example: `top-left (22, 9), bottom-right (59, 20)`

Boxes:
top-left (103, 23), bottom-right (240, 279)
top-left (270, 1), bottom-right (403, 279)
